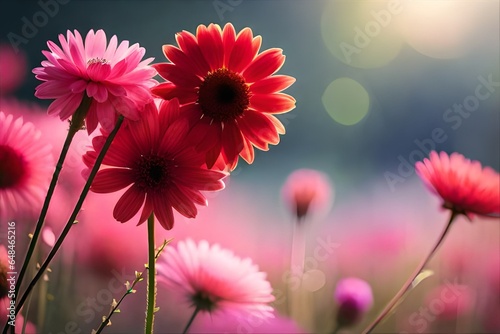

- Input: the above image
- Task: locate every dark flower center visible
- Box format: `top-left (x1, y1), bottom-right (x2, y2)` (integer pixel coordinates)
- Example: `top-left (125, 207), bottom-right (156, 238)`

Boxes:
top-left (0, 145), bottom-right (26, 189)
top-left (191, 291), bottom-right (218, 312)
top-left (198, 68), bottom-right (250, 122)
top-left (134, 155), bottom-right (171, 192)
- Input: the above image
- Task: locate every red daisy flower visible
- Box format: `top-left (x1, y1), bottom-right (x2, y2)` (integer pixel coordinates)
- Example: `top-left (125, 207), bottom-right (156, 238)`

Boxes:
top-left (152, 23), bottom-right (296, 170)
top-left (416, 151), bottom-right (500, 217)
top-left (83, 99), bottom-right (226, 230)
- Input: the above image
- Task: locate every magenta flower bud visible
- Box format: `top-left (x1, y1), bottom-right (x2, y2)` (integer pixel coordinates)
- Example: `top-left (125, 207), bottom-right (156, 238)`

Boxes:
top-left (334, 277), bottom-right (374, 327)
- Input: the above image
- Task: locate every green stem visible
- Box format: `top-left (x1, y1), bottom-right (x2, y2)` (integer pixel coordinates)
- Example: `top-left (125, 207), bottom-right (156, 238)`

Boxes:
top-left (182, 307), bottom-right (200, 334)
top-left (5, 115), bottom-right (124, 330)
top-left (362, 210), bottom-right (458, 333)
top-left (145, 213), bottom-right (156, 334)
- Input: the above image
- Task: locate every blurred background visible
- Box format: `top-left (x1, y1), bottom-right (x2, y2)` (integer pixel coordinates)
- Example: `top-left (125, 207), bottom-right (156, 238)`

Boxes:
top-left (1, 0), bottom-right (499, 333)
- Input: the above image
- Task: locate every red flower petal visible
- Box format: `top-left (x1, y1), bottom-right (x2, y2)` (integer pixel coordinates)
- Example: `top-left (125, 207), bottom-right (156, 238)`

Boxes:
top-left (174, 167), bottom-right (226, 190)
top-left (239, 110), bottom-right (279, 145)
top-left (158, 98), bottom-right (181, 131)
top-left (176, 184), bottom-right (207, 206)
top-left (159, 118), bottom-right (190, 156)
top-left (221, 120), bottom-right (244, 164)
top-left (222, 23), bottom-right (236, 67)
top-left (92, 169), bottom-right (134, 193)
top-left (153, 63), bottom-right (201, 88)
top-left (240, 135), bottom-right (255, 164)
top-left (138, 195), bottom-right (154, 226)
top-left (169, 184), bottom-right (198, 218)
top-left (267, 114), bottom-right (286, 135)
top-left (152, 194), bottom-right (174, 230)
top-left (188, 116), bottom-right (222, 152)
top-left (250, 75), bottom-right (296, 94)
top-left (249, 93), bottom-right (296, 114)
top-left (243, 48), bottom-right (285, 83)
top-left (228, 28), bottom-right (261, 73)
top-left (151, 82), bottom-right (198, 104)
top-left (197, 24), bottom-right (224, 71)
top-left (113, 185), bottom-right (146, 223)
top-left (162, 44), bottom-right (205, 78)
top-left (175, 30), bottom-right (210, 76)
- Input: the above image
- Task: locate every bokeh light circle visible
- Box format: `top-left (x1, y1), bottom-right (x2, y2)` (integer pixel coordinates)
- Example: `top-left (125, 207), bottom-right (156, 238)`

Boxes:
top-left (321, 0), bottom-right (403, 69)
top-left (322, 78), bottom-right (370, 126)
top-left (302, 269), bottom-right (326, 292)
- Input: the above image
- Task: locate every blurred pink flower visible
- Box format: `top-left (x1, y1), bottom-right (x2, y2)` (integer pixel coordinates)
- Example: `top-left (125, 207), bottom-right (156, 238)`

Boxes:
top-left (189, 311), bottom-right (307, 333)
top-left (0, 44), bottom-right (27, 94)
top-left (84, 99), bottom-right (226, 230)
top-left (424, 283), bottom-right (475, 320)
top-left (0, 98), bottom-right (90, 190)
top-left (334, 277), bottom-right (374, 327)
top-left (152, 23), bottom-right (295, 170)
top-left (416, 151), bottom-right (500, 217)
top-left (281, 168), bottom-right (333, 220)
top-left (33, 29), bottom-right (157, 134)
top-left (157, 239), bottom-right (275, 319)
top-left (0, 112), bottom-right (53, 221)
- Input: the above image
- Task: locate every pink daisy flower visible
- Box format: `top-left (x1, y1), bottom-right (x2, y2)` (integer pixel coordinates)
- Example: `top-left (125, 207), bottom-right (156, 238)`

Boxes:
top-left (0, 112), bottom-right (53, 221)
top-left (281, 168), bottom-right (333, 220)
top-left (33, 29), bottom-right (157, 134)
top-left (152, 23), bottom-right (296, 169)
top-left (415, 151), bottom-right (500, 217)
top-left (157, 239), bottom-right (275, 319)
top-left (83, 99), bottom-right (226, 230)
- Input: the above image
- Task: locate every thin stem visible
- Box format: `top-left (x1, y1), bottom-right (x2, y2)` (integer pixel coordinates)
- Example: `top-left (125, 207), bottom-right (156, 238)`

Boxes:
top-left (182, 307), bottom-right (200, 334)
top-left (289, 218), bottom-right (306, 318)
top-left (145, 213), bottom-right (156, 334)
top-left (5, 115), bottom-right (124, 330)
top-left (362, 211), bottom-right (458, 333)
top-left (331, 323), bottom-right (341, 334)
top-left (14, 95), bottom-right (91, 302)
top-left (95, 239), bottom-right (170, 334)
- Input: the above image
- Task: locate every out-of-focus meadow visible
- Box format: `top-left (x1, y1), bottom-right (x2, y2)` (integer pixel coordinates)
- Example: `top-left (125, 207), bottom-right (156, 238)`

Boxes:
top-left (1, 0), bottom-right (499, 333)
